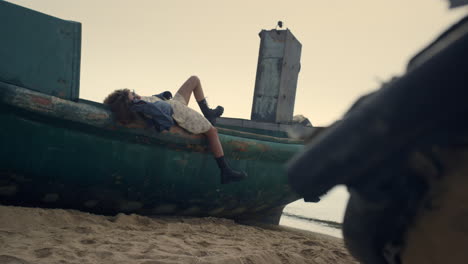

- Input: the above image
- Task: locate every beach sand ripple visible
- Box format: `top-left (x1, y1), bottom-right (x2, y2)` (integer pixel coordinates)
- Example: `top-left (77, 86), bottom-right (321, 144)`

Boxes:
top-left (0, 205), bottom-right (357, 264)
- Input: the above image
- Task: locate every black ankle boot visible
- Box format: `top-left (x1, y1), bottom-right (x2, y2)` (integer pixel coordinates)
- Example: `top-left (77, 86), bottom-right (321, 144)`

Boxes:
top-left (197, 98), bottom-right (224, 125)
top-left (220, 167), bottom-right (248, 184)
top-left (215, 156), bottom-right (247, 184)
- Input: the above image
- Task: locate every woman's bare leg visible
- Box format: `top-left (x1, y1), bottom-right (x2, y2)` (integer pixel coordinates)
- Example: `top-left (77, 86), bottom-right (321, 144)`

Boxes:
top-left (205, 126), bottom-right (224, 158)
top-left (177, 75), bottom-right (224, 126)
top-left (176, 76), bottom-right (205, 104)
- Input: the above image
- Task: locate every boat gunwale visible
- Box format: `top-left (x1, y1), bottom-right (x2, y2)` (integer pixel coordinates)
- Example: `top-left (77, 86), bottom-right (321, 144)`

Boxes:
top-left (0, 81), bottom-right (306, 147)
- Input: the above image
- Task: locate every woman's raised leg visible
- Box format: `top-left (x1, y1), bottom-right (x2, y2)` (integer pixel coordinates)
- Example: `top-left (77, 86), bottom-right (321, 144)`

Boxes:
top-left (176, 76), bottom-right (224, 125)
top-left (175, 76), bottom-right (205, 104)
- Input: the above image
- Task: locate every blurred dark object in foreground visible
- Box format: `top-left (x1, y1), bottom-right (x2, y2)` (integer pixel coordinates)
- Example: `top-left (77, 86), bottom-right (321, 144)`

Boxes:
top-left (448, 0), bottom-right (468, 8)
top-left (288, 15), bottom-right (468, 264)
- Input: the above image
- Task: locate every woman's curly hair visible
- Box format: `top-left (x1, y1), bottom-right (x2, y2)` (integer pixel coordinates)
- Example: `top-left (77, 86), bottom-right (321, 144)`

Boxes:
top-left (103, 89), bottom-right (139, 124)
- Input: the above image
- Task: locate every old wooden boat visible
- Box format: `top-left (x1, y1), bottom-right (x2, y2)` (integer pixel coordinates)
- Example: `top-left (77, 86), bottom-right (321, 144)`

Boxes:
top-left (0, 82), bottom-right (310, 224)
top-left (0, 1), bottom-right (315, 224)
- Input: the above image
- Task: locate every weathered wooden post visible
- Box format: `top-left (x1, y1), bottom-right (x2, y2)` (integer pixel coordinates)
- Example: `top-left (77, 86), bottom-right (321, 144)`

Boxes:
top-left (251, 29), bottom-right (302, 123)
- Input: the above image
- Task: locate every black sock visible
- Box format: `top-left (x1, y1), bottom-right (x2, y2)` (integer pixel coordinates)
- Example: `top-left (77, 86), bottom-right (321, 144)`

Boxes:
top-left (215, 156), bottom-right (228, 170)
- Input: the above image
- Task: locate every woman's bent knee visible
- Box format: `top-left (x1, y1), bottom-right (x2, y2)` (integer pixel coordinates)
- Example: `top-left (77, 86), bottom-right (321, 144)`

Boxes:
top-left (189, 75), bottom-right (200, 84)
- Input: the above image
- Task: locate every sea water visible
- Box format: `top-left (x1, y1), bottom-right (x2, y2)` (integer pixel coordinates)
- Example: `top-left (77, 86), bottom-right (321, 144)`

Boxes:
top-left (280, 185), bottom-right (349, 238)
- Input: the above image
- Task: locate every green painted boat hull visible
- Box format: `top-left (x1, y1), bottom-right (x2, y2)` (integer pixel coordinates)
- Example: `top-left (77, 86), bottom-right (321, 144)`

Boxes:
top-left (0, 82), bottom-right (304, 223)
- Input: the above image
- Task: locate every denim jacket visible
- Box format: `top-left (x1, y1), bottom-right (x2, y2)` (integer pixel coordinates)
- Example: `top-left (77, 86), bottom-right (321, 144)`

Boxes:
top-left (130, 99), bottom-right (174, 132)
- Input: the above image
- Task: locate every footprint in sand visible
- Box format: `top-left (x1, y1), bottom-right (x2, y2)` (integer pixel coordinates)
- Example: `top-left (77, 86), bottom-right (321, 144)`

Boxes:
top-left (34, 248), bottom-right (53, 258)
top-left (0, 255), bottom-right (31, 264)
top-left (303, 240), bottom-right (319, 246)
top-left (74, 226), bottom-right (92, 234)
top-left (197, 241), bottom-right (212, 247)
top-left (290, 236), bottom-right (305, 240)
top-left (75, 250), bottom-right (88, 257)
top-left (80, 239), bottom-right (96, 245)
top-left (301, 248), bottom-right (322, 257)
top-left (95, 251), bottom-right (114, 258)
top-left (332, 250), bottom-right (348, 258)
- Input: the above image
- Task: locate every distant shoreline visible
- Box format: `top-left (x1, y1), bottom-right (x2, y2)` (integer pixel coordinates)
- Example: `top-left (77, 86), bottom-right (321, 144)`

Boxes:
top-left (282, 212), bottom-right (343, 229)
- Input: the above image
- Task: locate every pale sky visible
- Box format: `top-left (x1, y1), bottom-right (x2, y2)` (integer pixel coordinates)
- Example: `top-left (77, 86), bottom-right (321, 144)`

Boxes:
top-left (8, 0), bottom-right (468, 126)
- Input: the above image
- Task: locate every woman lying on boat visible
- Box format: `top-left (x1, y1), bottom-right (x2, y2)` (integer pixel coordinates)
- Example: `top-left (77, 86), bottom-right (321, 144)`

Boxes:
top-left (103, 76), bottom-right (247, 184)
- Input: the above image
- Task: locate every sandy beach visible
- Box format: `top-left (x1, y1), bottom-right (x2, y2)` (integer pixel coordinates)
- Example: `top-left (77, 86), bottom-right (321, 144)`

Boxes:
top-left (0, 205), bottom-right (357, 264)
